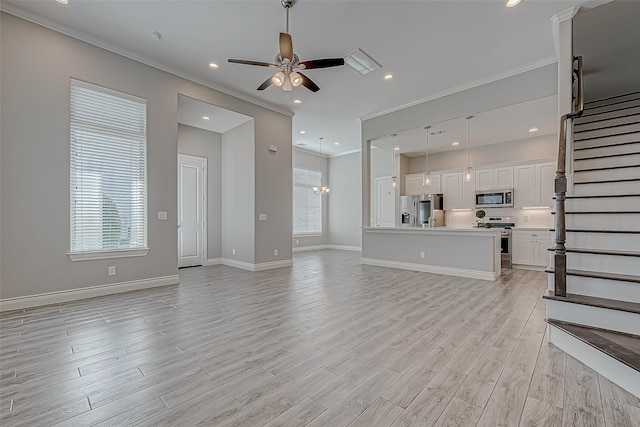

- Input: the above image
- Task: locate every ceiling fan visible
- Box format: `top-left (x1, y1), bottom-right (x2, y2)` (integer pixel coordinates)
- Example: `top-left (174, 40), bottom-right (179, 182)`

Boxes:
top-left (227, 0), bottom-right (345, 93)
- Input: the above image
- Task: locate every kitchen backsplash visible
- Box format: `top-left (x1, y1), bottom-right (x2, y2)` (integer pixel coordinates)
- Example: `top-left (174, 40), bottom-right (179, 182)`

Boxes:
top-left (446, 207), bottom-right (553, 229)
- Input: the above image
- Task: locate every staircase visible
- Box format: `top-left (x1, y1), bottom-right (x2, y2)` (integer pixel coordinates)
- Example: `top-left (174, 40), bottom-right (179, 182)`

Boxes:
top-left (545, 90), bottom-right (640, 398)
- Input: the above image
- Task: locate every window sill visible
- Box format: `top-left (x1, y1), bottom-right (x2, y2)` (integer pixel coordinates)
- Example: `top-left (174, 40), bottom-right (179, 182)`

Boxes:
top-left (68, 248), bottom-right (150, 261)
top-left (293, 233), bottom-right (323, 238)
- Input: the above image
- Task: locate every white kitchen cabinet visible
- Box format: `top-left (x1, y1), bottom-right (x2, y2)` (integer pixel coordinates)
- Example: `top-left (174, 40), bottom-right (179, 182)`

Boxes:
top-left (405, 173), bottom-right (441, 195)
top-left (514, 162), bottom-right (555, 208)
top-left (405, 173), bottom-right (424, 196)
top-left (475, 166), bottom-right (513, 190)
top-left (512, 230), bottom-right (553, 267)
top-left (442, 172), bottom-right (475, 210)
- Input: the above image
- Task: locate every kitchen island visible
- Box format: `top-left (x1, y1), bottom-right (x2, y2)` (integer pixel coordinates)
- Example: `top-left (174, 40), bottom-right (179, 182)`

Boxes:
top-left (361, 227), bottom-right (501, 281)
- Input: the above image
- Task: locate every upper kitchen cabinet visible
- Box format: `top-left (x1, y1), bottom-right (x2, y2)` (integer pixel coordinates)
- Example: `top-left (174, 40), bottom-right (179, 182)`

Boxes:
top-left (475, 166), bottom-right (514, 190)
top-left (405, 173), bottom-right (441, 196)
top-left (442, 171), bottom-right (475, 210)
top-left (514, 162), bottom-right (555, 208)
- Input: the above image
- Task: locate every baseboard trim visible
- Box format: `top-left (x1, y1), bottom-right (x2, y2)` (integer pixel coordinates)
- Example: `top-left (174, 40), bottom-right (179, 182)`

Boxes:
top-left (293, 245), bottom-right (362, 253)
top-left (204, 258), bottom-right (222, 266)
top-left (360, 258), bottom-right (497, 281)
top-left (220, 258), bottom-right (292, 271)
top-left (548, 323), bottom-right (640, 399)
top-left (0, 275), bottom-right (179, 312)
top-left (513, 264), bottom-right (548, 272)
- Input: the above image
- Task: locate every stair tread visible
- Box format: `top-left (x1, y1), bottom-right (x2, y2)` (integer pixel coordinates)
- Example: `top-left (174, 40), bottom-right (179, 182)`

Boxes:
top-left (546, 319), bottom-right (640, 373)
top-left (545, 267), bottom-right (640, 284)
top-left (574, 177), bottom-right (640, 185)
top-left (550, 229), bottom-right (640, 234)
top-left (562, 194), bottom-right (640, 199)
top-left (546, 247), bottom-right (640, 257)
top-left (543, 290), bottom-right (640, 314)
top-left (551, 211), bottom-right (640, 214)
top-left (574, 164), bottom-right (640, 172)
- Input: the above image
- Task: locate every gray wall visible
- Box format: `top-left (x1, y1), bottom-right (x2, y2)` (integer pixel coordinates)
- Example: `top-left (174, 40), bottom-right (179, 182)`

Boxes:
top-left (0, 13), bottom-right (292, 300)
top-left (222, 121), bottom-right (255, 264)
top-left (408, 134), bottom-right (556, 173)
top-left (328, 152), bottom-right (362, 248)
top-left (177, 124), bottom-right (223, 260)
top-left (292, 148), bottom-right (329, 249)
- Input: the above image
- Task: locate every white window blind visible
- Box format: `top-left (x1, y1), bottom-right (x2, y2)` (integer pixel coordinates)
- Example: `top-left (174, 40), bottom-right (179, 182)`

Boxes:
top-left (70, 79), bottom-right (148, 256)
top-left (293, 168), bottom-right (322, 234)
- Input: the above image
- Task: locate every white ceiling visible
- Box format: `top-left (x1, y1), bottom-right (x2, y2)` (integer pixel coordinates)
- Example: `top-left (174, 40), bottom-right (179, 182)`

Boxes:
top-left (178, 95), bottom-right (253, 134)
top-left (3, 0), bottom-right (609, 156)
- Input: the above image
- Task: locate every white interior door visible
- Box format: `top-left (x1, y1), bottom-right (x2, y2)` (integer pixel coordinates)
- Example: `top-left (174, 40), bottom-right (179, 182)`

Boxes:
top-left (178, 154), bottom-right (205, 267)
top-left (375, 177), bottom-right (396, 227)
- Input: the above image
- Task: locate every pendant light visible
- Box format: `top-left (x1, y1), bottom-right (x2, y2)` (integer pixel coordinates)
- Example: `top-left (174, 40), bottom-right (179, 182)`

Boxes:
top-left (312, 138), bottom-right (330, 195)
top-left (391, 134), bottom-right (397, 187)
top-left (424, 126), bottom-right (431, 187)
top-left (465, 116), bottom-right (473, 182)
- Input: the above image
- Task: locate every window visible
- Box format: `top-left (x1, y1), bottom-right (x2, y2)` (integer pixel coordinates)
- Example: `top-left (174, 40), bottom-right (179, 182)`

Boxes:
top-left (293, 168), bottom-right (322, 235)
top-left (69, 79), bottom-right (148, 260)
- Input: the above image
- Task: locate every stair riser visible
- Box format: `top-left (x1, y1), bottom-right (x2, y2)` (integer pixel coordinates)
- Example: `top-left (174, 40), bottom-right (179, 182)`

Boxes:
top-left (574, 113), bottom-right (640, 133)
top-left (574, 153), bottom-right (640, 171)
top-left (583, 93), bottom-right (640, 110)
top-left (566, 197), bottom-right (640, 211)
top-left (567, 232), bottom-right (640, 251)
top-left (573, 180), bottom-right (639, 196)
top-left (574, 123), bottom-right (640, 141)
top-left (575, 105), bottom-right (640, 125)
top-left (574, 166), bottom-right (640, 183)
top-left (566, 214), bottom-right (640, 231)
top-left (547, 325), bottom-right (640, 399)
top-left (548, 275), bottom-right (640, 303)
top-left (574, 140), bottom-right (639, 158)
top-left (567, 253), bottom-right (640, 276)
top-left (546, 299), bottom-right (640, 335)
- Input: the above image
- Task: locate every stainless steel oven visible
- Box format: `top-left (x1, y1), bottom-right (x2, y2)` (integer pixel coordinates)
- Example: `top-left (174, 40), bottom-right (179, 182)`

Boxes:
top-left (486, 216), bottom-right (515, 269)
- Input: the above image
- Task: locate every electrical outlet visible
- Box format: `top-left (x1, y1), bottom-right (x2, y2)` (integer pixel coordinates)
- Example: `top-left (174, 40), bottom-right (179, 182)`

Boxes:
top-left (108, 266), bottom-right (116, 276)
top-left (274, 249), bottom-right (278, 256)
top-left (259, 214), bottom-right (267, 221)
top-left (232, 249), bottom-right (236, 255)
top-left (524, 216), bottom-right (529, 222)
top-left (420, 251), bottom-right (425, 259)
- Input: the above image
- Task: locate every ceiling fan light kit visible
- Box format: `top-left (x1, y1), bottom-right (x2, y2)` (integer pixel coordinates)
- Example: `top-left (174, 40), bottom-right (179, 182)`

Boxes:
top-left (228, 0), bottom-right (344, 93)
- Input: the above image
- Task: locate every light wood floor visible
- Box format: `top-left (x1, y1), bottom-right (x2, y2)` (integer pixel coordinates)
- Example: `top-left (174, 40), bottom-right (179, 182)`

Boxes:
top-left (1, 250), bottom-right (639, 426)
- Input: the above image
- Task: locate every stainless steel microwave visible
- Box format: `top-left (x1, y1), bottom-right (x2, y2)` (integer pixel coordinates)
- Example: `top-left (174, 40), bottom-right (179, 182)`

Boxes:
top-left (475, 189), bottom-right (514, 208)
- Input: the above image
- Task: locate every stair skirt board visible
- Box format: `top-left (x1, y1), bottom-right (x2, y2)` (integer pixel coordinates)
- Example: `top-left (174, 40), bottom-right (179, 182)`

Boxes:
top-left (566, 196), bottom-right (640, 211)
top-left (573, 180), bottom-right (640, 196)
top-left (547, 324), bottom-right (640, 399)
top-left (547, 275), bottom-right (640, 304)
top-left (546, 299), bottom-right (640, 336)
top-left (565, 213), bottom-right (640, 231)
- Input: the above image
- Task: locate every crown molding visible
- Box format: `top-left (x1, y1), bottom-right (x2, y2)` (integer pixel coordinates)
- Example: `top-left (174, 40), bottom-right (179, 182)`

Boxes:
top-left (293, 145), bottom-right (330, 158)
top-left (0, 3), bottom-right (294, 118)
top-left (360, 56), bottom-right (558, 122)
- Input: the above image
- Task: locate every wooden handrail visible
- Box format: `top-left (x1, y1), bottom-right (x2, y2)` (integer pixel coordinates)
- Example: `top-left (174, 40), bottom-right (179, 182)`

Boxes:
top-left (554, 56), bottom-right (584, 297)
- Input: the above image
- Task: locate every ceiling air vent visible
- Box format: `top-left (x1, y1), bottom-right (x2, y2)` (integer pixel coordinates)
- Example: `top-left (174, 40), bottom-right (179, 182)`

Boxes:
top-left (344, 48), bottom-right (382, 75)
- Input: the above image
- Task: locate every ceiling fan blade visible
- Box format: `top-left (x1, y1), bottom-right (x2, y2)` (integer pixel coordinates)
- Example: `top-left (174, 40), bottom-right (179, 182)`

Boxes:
top-left (257, 76), bottom-right (273, 91)
top-left (298, 72), bottom-right (319, 93)
top-left (228, 59), bottom-right (278, 68)
top-left (279, 32), bottom-right (294, 62)
top-left (299, 58), bottom-right (345, 69)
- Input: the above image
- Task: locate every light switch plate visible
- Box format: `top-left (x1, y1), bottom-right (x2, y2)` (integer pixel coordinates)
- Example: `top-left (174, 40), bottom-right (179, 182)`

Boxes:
top-left (158, 211), bottom-right (168, 220)
top-left (259, 214), bottom-right (267, 221)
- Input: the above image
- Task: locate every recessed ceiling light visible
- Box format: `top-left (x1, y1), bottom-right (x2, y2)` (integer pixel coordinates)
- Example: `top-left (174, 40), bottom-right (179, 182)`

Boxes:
top-left (300, 130), bottom-right (306, 134)
top-left (384, 74), bottom-right (394, 81)
top-left (293, 99), bottom-right (302, 104)
top-left (149, 30), bottom-right (162, 40)
top-left (506, 0), bottom-right (522, 7)
top-left (452, 141), bottom-right (460, 146)
top-left (394, 147), bottom-right (400, 151)
top-left (334, 142), bottom-right (339, 146)
top-left (202, 116), bottom-right (210, 121)
top-left (529, 127), bottom-right (539, 133)
top-left (208, 62), bottom-right (219, 69)
top-left (56, 0), bottom-right (69, 4)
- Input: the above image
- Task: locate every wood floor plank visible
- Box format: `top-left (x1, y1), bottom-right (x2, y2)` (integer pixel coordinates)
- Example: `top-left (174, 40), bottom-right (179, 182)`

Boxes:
top-left (598, 374), bottom-right (640, 408)
top-left (562, 357), bottom-right (605, 427)
top-left (476, 367), bottom-right (531, 427)
top-left (348, 397), bottom-right (404, 427)
top-left (262, 397), bottom-right (326, 427)
top-left (528, 342), bottom-right (566, 409)
top-left (432, 397), bottom-right (483, 427)
top-left (601, 398), bottom-right (640, 427)
top-left (519, 396), bottom-right (562, 427)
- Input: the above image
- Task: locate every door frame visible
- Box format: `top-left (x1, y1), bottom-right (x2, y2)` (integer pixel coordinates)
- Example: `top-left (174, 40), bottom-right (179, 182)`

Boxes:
top-left (177, 153), bottom-right (207, 267)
